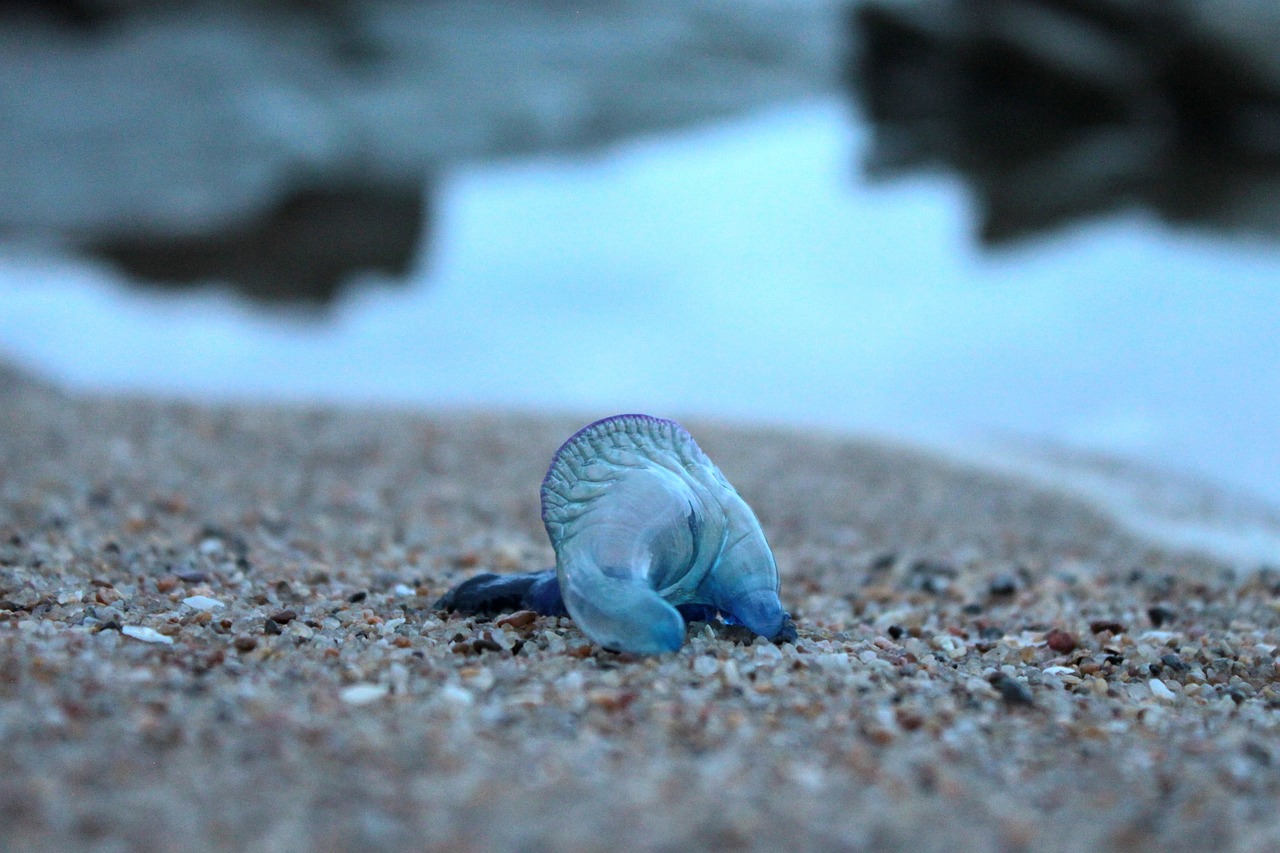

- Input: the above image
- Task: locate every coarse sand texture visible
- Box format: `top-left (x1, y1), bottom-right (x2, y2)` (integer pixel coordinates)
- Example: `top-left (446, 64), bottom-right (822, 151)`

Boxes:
top-left (2, 365), bottom-right (1279, 852)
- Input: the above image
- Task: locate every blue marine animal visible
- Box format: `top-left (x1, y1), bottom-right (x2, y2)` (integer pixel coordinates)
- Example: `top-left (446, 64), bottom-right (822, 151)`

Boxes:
top-left (435, 414), bottom-right (796, 654)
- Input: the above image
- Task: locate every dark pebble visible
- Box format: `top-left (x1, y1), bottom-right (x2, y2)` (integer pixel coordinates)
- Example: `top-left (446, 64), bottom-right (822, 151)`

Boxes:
top-left (988, 573), bottom-right (1018, 597)
top-left (908, 560), bottom-right (957, 594)
top-left (269, 609), bottom-right (298, 624)
top-left (978, 625), bottom-right (1004, 641)
top-left (918, 577), bottom-right (944, 594)
top-left (1243, 741), bottom-right (1272, 766)
top-left (895, 709), bottom-right (925, 731)
top-left (961, 602), bottom-right (982, 615)
top-left (176, 571), bottom-right (208, 583)
top-left (472, 630), bottom-right (505, 654)
top-left (771, 614), bottom-right (800, 645)
top-left (1148, 605), bottom-right (1176, 627)
top-left (348, 591), bottom-right (368, 603)
top-left (990, 673), bottom-right (1034, 706)
top-left (263, 618), bottom-right (283, 635)
top-left (717, 624), bottom-right (761, 646)
top-left (198, 526), bottom-right (249, 556)
top-left (1161, 654), bottom-right (1187, 672)
top-left (1045, 629), bottom-right (1077, 654)
top-left (1089, 620), bottom-right (1126, 635)
top-left (910, 559), bottom-right (957, 578)
top-left (233, 636), bottom-right (258, 652)
top-left (887, 625), bottom-right (904, 640)
top-left (869, 552), bottom-right (897, 572)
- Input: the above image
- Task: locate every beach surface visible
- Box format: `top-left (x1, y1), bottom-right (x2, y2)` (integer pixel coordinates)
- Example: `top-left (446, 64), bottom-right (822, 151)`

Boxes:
top-left (2, 362), bottom-right (1278, 852)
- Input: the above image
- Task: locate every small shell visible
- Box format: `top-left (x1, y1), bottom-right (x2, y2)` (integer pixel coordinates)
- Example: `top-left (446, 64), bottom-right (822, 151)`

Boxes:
top-left (541, 414), bottom-right (787, 654)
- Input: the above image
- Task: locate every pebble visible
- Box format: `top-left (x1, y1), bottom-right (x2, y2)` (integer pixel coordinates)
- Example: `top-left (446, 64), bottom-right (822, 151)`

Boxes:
top-left (692, 656), bottom-right (720, 677)
top-left (439, 685), bottom-right (474, 707)
top-left (121, 625), bottom-right (174, 645)
top-left (496, 610), bottom-right (538, 629)
top-left (467, 669), bottom-right (496, 692)
top-left (934, 635), bottom-right (966, 659)
top-left (721, 659), bottom-right (742, 687)
top-left (1045, 629), bottom-right (1077, 654)
top-left (182, 595), bottom-right (224, 611)
top-left (755, 643), bottom-right (783, 661)
top-left (289, 622), bottom-right (315, 639)
top-left (340, 683), bottom-right (389, 705)
top-left (988, 573), bottom-right (1019, 596)
top-left (990, 673), bottom-right (1034, 706)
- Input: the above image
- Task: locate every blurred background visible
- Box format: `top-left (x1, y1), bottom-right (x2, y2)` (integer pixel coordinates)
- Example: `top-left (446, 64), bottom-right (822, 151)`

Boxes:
top-left (1, 0), bottom-right (1278, 556)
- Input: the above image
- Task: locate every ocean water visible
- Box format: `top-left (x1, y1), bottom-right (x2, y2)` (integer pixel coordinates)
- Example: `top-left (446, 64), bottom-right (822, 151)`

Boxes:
top-left (1, 98), bottom-right (1277, 563)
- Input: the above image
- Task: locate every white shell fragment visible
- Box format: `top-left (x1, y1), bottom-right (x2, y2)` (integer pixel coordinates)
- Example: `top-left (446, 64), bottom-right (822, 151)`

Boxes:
top-left (121, 625), bottom-right (174, 645)
top-left (182, 595), bottom-right (224, 611)
top-left (340, 683), bottom-right (390, 705)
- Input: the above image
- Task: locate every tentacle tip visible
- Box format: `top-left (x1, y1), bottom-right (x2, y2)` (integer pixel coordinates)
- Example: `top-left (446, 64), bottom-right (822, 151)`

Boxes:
top-left (625, 613), bottom-right (687, 655)
top-left (727, 589), bottom-right (786, 641)
top-left (770, 612), bottom-right (799, 645)
top-left (432, 572), bottom-right (500, 612)
top-left (566, 584), bottom-right (688, 655)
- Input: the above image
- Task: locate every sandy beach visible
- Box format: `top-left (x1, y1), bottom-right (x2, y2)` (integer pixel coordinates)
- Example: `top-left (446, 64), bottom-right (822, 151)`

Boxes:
top-left (2, 361), bottom-right (1278, 852)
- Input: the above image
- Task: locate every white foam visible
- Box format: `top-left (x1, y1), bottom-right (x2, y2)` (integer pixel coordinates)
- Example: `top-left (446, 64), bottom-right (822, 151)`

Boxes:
top-left (934, 434), bottom-right (1280, 569)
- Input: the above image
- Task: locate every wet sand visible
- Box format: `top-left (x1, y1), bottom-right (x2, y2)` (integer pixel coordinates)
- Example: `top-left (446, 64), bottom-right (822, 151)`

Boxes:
top-left (2, 363), bottom-right (1278, 852)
